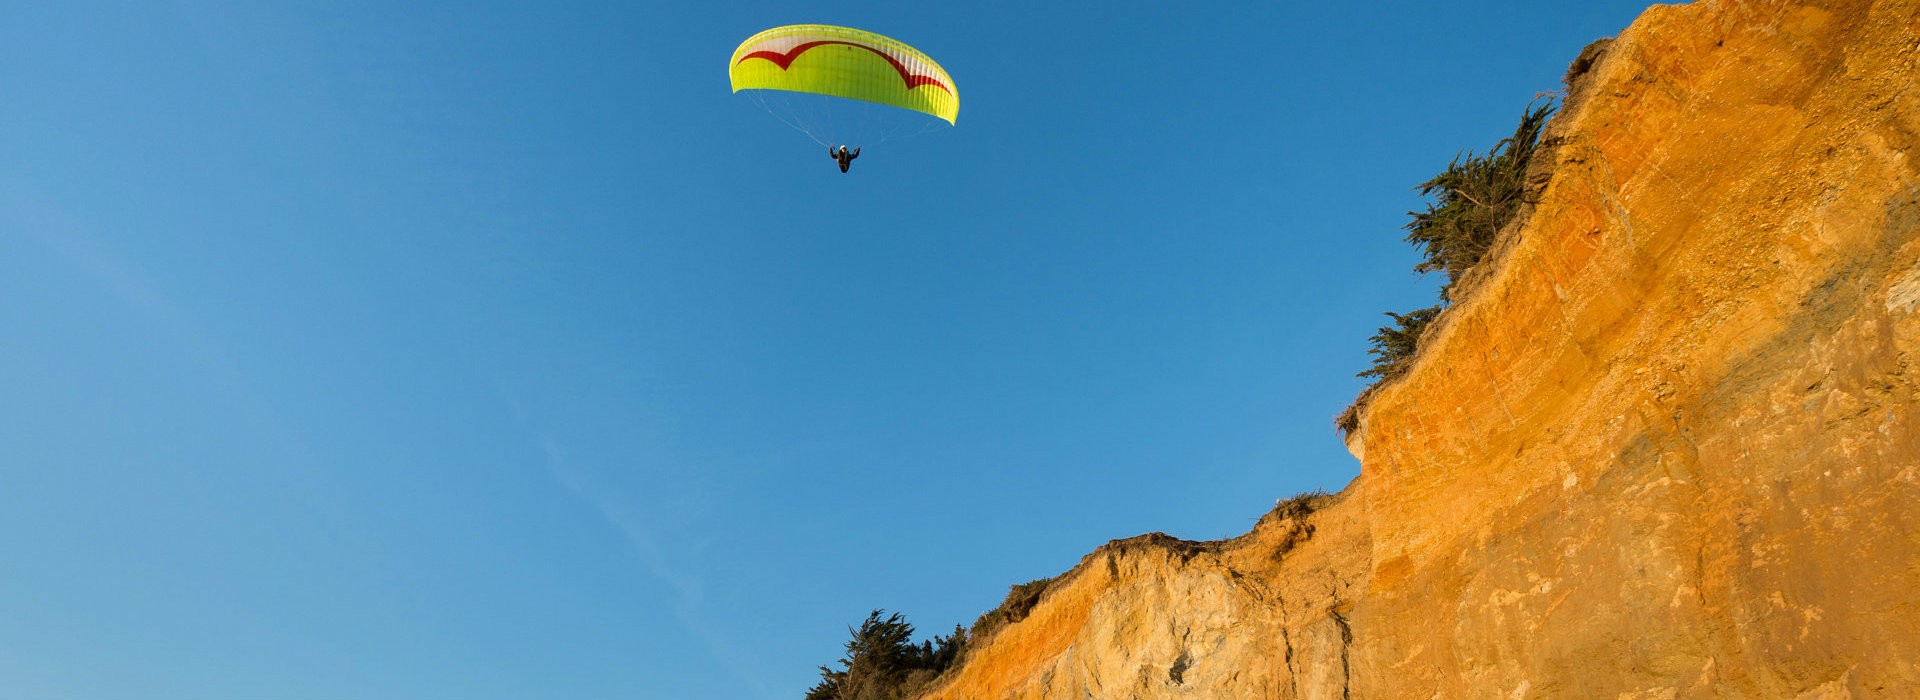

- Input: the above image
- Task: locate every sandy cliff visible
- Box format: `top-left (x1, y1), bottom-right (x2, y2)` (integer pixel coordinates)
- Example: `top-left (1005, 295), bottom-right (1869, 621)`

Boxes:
top-left (920, 0), bottom-right (1920, 697)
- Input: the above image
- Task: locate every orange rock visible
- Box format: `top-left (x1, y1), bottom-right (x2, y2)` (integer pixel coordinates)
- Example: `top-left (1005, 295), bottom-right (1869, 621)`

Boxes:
top-left (918, 0), bottom-right (1920, 697)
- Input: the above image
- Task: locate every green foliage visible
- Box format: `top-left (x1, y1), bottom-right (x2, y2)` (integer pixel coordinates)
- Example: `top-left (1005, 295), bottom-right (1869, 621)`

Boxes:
top-left (805, 610), bottom-right (969, 700)
top-left (804, 671), bottom-right (844, 700)
top-left (1343, 100), bottom-right (1559, 435)
top-left (970, 576), bottom-right (1056, 641)
top-left (919, 624), bottom-right (969, 672)
top-left (1403, 100), bottom-right (1556, 301)
top-left (1000, 577), bottom-right (1053, 622)
top-left (1334, 396), bottom-right (1365, 435)
top-left (1270, 489), bottom-right (1328, 523)
top-left (1356, 306), bottom-right (1440, 380)
top-left (1266, 489), bottom-right (1329, 560)
top-left (804, 579), bottom-right (1058, 698)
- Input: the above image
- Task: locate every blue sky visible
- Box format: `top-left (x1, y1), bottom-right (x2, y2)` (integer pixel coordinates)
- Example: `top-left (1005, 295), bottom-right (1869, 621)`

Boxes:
top-left (2, 2), bottom-right (1653, 698)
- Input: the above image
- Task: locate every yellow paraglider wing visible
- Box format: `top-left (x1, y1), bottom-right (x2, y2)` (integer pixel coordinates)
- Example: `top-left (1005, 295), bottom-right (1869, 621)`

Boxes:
top-left (730, 25), bottom-right (958, 125)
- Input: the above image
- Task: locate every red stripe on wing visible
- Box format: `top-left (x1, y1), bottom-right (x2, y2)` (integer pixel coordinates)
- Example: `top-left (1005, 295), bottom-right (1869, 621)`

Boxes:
top-left (738, 40), bottom-right (952, 95)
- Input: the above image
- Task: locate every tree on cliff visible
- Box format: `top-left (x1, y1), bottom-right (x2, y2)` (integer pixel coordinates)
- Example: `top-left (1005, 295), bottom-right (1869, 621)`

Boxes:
top-left (805, 610), bottom-right (968, 700)
top-left (1357, 306), bottom-right (1440, 380)
top-left (1403, 100), bottom-right (1555, 301)
top-left (1343, 100), bottom-right (1559, 434)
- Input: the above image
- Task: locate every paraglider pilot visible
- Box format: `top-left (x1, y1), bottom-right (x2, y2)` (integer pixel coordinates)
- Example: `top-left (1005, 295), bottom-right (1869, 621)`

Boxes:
top-left (831, 145), bottom-right (860, 173)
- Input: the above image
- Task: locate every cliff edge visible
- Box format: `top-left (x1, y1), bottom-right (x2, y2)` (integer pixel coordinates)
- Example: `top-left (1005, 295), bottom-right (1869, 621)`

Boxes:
top-left (921, 0), bottom-right (1920, 697)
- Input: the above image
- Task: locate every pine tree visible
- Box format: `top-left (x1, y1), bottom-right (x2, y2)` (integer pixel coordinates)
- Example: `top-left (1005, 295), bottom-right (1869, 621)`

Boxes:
top-left (1403, 101), bottom-right (1555, 300)
top-left (1357, 306), bottom-right (1440, 380)
top-left (804, 611), bottom-right (970, 699)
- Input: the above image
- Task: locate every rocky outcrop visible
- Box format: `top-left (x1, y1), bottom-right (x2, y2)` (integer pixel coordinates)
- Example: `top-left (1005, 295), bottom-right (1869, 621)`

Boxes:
top-left (922, 494), bottom-right (1368, 699)
top-left (920, 1), bottom-right (1920, 697)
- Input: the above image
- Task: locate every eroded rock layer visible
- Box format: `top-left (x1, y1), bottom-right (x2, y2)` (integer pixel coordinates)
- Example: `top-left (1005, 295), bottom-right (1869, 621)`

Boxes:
top-left (920, 1), bottom-right (1920, 697)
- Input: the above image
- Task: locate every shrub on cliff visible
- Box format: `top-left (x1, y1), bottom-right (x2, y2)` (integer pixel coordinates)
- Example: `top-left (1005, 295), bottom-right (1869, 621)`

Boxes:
top-left (806, 610), bottom-right (967, 700)
top-left (969, 576), bottom-right (1056, 640)
top-left (1266, 489), bottom-right (1329, 560)
top-left (1341, 100), bottom-right (1558, 436)
top-left (1357, 306), bottom-right (1440, 380)
top-left (1404, 100), bottom-right (1555, 301)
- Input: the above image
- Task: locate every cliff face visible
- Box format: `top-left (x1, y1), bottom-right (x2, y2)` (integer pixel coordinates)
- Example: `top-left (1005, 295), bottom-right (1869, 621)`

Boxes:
top-left (922, 1), bottom-right (1920, 697)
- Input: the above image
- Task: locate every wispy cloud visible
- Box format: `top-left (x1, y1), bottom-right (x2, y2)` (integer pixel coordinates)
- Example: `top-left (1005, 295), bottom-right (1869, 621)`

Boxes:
top-left (2, 177), bottom-right (186, 326)
top-left (539, 437), bottom-right (704, 605)
top-left (532, 431), bottom-right (773, 698)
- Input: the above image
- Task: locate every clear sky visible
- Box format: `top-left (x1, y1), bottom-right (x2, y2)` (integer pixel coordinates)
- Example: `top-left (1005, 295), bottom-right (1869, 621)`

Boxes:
top-left (2, 2), bottom-right (1654, 698)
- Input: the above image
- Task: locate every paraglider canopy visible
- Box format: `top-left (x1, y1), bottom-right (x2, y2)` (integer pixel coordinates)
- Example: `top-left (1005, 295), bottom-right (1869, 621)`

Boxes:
top-left (730, 25), bottom-right (959, 125)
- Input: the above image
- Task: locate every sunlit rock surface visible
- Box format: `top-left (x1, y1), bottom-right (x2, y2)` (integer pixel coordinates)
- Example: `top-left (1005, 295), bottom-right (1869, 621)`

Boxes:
top-left (919, 1), bottom-right (1920, 697)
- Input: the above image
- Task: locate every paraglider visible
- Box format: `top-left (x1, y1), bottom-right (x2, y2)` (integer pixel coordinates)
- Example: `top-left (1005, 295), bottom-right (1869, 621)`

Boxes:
top-left (730, 25), bottom-right (958, 171)
top-left (831, 145), bottom-right (861, 173)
